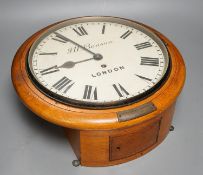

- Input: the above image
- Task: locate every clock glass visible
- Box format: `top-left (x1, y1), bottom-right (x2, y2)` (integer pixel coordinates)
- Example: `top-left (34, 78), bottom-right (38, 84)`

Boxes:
top-left (27, 17), bottom-right (170, 108)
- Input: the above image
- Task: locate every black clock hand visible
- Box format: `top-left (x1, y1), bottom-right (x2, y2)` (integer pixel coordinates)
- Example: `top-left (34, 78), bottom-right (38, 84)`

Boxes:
top-left (54, 32), bottom-right (102, 58)
top-left (58, 58), bottom-right (95, 69)
top-left (40, 56), bottom-right (103, 73)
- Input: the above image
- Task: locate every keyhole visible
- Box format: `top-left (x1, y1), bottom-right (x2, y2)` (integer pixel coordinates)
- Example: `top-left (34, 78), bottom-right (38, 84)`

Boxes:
top-left (101, 64), bottom-right (107, 68)
top-left (116, 146), bottom-right (120, 151)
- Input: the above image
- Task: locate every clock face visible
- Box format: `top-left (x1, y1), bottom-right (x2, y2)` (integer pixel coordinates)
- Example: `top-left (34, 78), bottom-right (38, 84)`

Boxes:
top-left (27, 17), bottom-right (169, 108)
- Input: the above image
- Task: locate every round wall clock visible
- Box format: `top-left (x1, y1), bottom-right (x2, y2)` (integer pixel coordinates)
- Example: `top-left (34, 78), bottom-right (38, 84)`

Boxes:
top-left (11, 16), bottom-right (186, 167)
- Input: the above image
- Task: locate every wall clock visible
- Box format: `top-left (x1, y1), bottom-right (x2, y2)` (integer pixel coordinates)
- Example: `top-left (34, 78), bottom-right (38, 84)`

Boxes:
top-left (11, 16), bottom-right (186, 167)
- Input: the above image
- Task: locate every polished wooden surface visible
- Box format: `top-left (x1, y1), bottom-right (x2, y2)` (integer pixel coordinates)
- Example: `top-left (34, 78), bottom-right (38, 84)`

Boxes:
top-left (109, 119), bottom-right (160, 161)
top-left (11, 17), bottom-right (186, 166)
top-left (64, 103), bottom-right (175, 166)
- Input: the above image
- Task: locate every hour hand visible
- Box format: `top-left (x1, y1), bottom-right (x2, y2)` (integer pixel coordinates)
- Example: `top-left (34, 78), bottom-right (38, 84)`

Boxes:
top-left (40, 55), bottom-right (103, 75)
top-left (59, 59), bottom-right (92, 69)
top-left (39, 63), bottom-right (77, 75)
top-left (59, 55), bottom-right (103, 69)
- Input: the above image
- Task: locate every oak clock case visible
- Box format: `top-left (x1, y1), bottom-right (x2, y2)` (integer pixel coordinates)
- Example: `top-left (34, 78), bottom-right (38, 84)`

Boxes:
top-left (11, 16), bottom-right (186, 167)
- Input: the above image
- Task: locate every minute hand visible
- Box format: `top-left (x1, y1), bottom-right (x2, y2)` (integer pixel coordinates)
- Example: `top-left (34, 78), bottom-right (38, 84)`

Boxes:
top-left (54, 32), bottom-right (96, 56)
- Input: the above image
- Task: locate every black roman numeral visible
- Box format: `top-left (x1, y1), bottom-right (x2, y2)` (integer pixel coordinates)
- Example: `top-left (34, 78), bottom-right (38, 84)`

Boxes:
top-left (102, 24), bottom-right (105, 34)
top-left (52, 76), bottom-right (74, 93)
top-left (135, 74), bottom-right (152, 81)
top-left (52, 33), bottom-right (68, 43)
top-left (134, 42), bottom-right (152, 50)
top-left (120, 30), bottom-right (132, 39)
top-left (140, 57), bottom-right (159, 66)
top-left (40, 65), bottom-right (59, 75)
top-left (39, 52), bottom-right (57, 55)
top-left (73, 26), bottom-right (88, 36)
top-left (83, 85), bottom-right (97, 100)
top-left (113, 83), bottom-right (129, 97)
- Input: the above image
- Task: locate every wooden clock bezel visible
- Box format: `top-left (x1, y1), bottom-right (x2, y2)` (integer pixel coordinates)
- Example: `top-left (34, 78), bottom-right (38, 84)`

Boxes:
top-left (11, 16), bottom-right (186, 130)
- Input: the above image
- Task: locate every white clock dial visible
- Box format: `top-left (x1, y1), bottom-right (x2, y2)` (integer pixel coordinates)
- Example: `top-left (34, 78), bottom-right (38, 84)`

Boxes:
top-left (28, 18), bottom-right (169, 108)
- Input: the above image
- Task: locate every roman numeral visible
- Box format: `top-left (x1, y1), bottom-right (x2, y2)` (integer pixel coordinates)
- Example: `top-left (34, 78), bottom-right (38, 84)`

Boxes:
top-left (83, 85), bottom-right (97, 100)
top-left (134, 42), bottom-right (152, 50)
top-left (52, 76), bottom-right (74, 93)
top-left (140, 57), bottom-right (159, 66)
top-left (39, 52), bottom-right (57, 55)
top-left (120, 30), bottom-right (132, 39)
top-left (135, 74), bottom-right (152, 81)
top-left (102, 25), bottom-right (105, 34)
top-left (113, 83), bottom-right (129, 97)
top-left (40, 65), bottom-right (59, 75)
top-left (73, 26), bottom-right (88, 36)
top-left (52, 33), bottom-right (68, 43)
